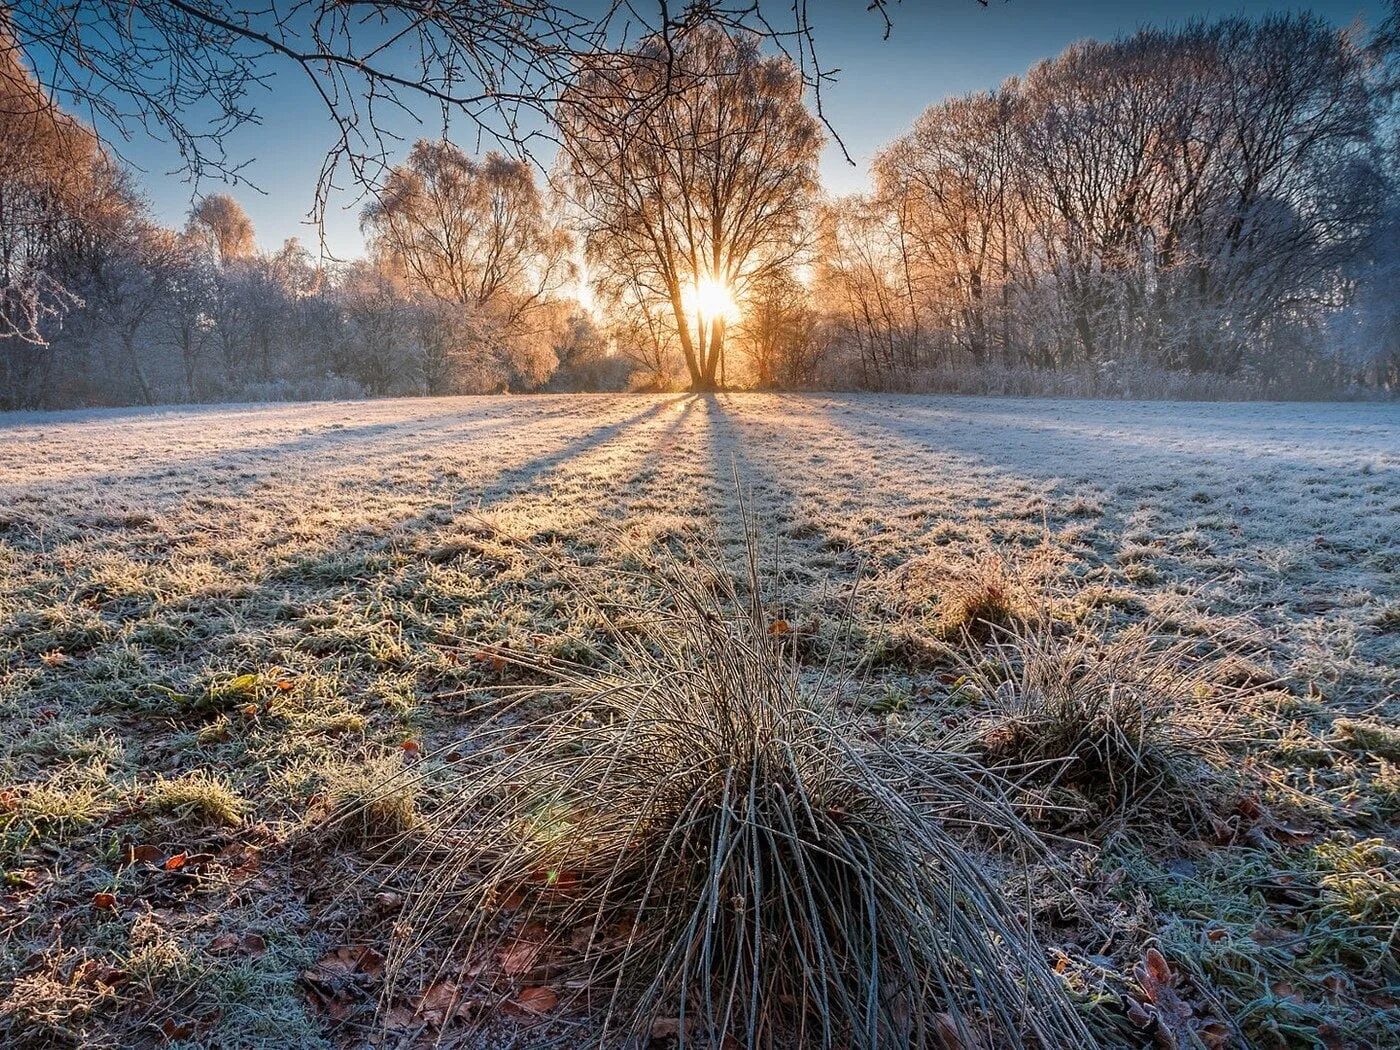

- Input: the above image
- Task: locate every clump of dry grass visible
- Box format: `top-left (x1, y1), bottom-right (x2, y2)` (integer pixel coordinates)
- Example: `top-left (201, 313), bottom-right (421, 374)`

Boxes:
top-left (311, 754), bottom-right (418, 846)
top-left (0, 956), bottom-right (119, 1043)
top-left (1332, 718), bottom-right (1400, 762)
top-left (967, 622), bottom-right (1226, 827)
top-left (139, 769), bottom-right (246, 827)
top-left (934, 551), bottom-right (1044, 643)
top-left (388, 542), bottom-right (1089, 1048)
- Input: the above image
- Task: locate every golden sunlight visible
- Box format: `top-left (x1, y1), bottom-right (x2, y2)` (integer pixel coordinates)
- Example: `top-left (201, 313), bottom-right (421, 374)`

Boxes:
top-left (683, 276), bottom-right (741, 325)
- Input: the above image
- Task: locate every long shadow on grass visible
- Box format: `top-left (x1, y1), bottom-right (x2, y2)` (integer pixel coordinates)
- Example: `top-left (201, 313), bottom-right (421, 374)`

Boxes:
top-left (824, 393), bottom-right (1400, 479)
top-left (699, 395), bottom-right (871, 617)
top-left (261, 394), bottom-right (688, 583)
top-left (2, 397), bottom-right (597, 501)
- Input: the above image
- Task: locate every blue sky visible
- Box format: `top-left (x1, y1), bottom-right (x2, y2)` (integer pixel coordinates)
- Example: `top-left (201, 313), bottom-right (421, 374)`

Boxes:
top-left (66, 1), bottom-right (1383, 259)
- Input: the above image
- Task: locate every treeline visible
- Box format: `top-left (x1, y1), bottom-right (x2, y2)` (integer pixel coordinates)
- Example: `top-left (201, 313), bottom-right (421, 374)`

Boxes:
top-left (2, 13), bottom-right (1398, 409)
top-left (0, 46), bottom-right (619, 410)
top-left (816, 14), bottom-right (1400, 394)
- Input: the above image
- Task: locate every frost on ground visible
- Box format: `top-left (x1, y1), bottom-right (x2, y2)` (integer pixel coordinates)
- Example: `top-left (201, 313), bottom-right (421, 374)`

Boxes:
top-left (1, 393), bottom-right (1397, 1048)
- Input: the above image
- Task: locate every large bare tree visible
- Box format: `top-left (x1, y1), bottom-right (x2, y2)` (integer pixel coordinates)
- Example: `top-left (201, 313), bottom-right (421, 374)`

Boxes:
top-left (560, 26), bottom-right (821, 390)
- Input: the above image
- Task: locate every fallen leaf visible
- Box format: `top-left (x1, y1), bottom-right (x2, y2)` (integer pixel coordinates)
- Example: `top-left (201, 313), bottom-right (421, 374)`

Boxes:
top-left (92, 891), bottom-right (117, 910)
top-left (161, 1018), bottom-right (195, 1040)
top-left (417, 980), bottom-right (462, 1026)
top-left (74, 959), bottom-right (128, 988)
top-left (241, 932), bottom-right (267, 958)
top-left (305, 944), bottom-right (385, 983)
top-left (1134, 948), bottom-right (1194, 1048)
top-left (127, 843), bottom-right (163, 865)
top-left (651, 1017), bottom-right (691, 1038)
top-left (209, 932), bottom-right (241, 954)
top-left (513, 985), bottom-right (557, 1015)
top-left (767, 619), bottom-right (791, 635)
top-left (164, 852), bottom-right (188, 871)
top-left (499, 938), bottom-right (542, 976)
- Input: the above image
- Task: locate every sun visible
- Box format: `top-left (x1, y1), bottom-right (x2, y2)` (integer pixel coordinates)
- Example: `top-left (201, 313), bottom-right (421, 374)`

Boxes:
top-left (683, 276), bottom-right (741, 325)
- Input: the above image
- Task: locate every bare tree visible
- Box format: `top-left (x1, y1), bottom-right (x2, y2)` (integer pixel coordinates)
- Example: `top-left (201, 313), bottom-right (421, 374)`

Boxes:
top-left (361, 140), bottom-right (569, 388)
top-left (0, 40), bottom-right (136, 406)
top-left (740, 267), bottom-right (820, 389)
top-left (561, 26), bottom-right (821, 390)
top-left (859, 14), bottom-right (1388, 383)
top-left (187, 193), bottom-right (256, 265)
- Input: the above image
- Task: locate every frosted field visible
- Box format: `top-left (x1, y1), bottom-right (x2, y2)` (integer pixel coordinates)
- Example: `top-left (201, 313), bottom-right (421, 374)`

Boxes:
top-left (2, 393), bottom-right (1398, 1047)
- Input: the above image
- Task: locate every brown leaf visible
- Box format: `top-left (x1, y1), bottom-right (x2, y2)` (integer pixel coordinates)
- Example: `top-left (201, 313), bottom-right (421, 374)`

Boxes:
top-left (417, 980), bottom-right (462, 1027)
top-left (650, 1017), bottom-right (689, 1039)
top-left (161, 1018), bottom-right (195, 1041)
top-left (513, 985), bottom-right (557, 1015)
top-left (127, 843), bottom-right (163, 865)
top-left (1140, 947), bottom-right (1174, 992)
top-left (499, 938), bottom-right (542, 976)
top-left (209, 932), bottom-right (241, 954)
top-left (163, 852), bottom-right (187, 871)
top-left (314, 945), bottom-right (384, 980)
top-left (1134, 948), bottom-right (1194, 1048)
top-left (241, 932), bottom-right (267, 958)
top-left (74, 959), bottom-right (128, 988)
top-left (91, 891), bottom-right (117, 910)
top-left (767, 619), bottom-right (791, 635)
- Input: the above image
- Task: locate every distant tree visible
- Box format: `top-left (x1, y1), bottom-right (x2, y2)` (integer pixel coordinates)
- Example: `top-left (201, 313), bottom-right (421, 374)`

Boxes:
top-left (815, 196), bottom-right (921, 386)
top-left (876, 90), bottom-right (1021, 366)
top-left (363, 143), bottom-right (566, 321)
top-left (0, 41), bottom-right (136, 407)
top-left (333, 262), bottom-right (414, 396)
top-left (162, 233), bottom-right (217, 398)
top-left (187, 194), bottom-right (256, 265)
top-left (740, 269), bottom-right (820, 389)
top-left (548, 310), bottom-right (631, 391)
top-left (361, 140), bottom-right (569, 390)
top-left (83, 221), bottom-right (181, 405)
top-left (863, 14), bottom-right (1389, 383)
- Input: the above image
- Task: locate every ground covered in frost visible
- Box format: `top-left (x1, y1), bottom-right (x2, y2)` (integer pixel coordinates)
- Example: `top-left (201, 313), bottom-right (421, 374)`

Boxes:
top-left (1, 393), bottom-right (1397, 1048)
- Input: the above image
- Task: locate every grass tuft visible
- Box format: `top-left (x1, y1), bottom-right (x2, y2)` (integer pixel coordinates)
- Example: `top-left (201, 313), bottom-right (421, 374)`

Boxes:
top-left (1332, 718), bottom-right (1400, 762)
top-left (934, 552), bottom-right (1040, 643)
top-left (967, 622), bottom-right (1227, 827)
top-left (389, 541), bottom-right (1089, 1049)
top-left (310, 754), bottom-right (417, 846)
top-left (140, 770), bottom-right (246, 827)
